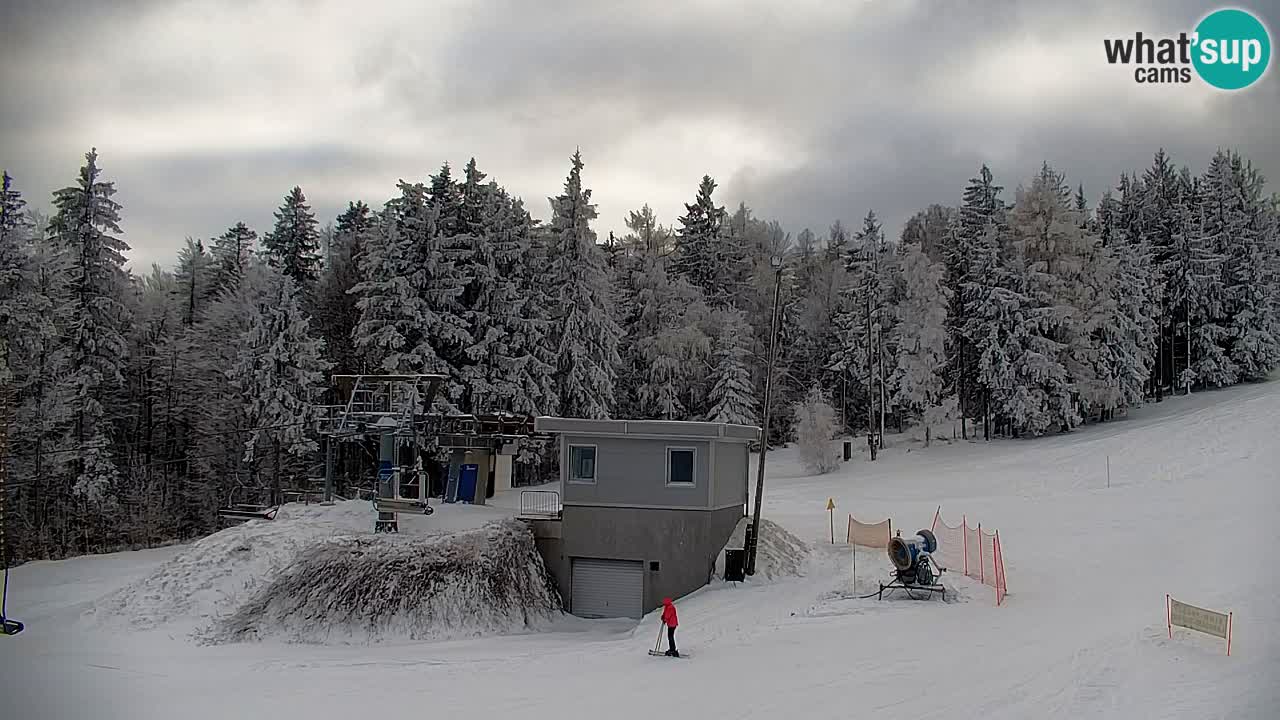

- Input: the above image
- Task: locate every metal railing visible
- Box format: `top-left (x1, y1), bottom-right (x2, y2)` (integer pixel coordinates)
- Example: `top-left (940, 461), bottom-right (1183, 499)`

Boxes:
top-left (519, 490), bottom-right (562, 519)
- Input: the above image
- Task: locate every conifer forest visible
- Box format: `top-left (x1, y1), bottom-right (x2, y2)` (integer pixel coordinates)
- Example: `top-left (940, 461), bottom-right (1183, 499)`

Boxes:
top-left (1, 146), bottom-right (1277, 561)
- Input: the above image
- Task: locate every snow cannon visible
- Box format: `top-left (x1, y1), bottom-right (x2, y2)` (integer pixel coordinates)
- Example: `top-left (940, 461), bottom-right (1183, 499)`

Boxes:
top-left (877, 529), bottom-right (946, 601)
top-left (888, 528), bottom-right (937, 573)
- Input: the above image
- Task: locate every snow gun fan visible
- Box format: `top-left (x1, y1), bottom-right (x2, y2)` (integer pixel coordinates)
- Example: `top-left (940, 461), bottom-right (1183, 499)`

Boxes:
top-left (878, 529), bottom-right (947, 601)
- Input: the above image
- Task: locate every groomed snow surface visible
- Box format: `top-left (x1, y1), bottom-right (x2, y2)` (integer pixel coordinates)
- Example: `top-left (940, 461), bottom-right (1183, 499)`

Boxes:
top-left (4, 381), bottom-right (1279, 719)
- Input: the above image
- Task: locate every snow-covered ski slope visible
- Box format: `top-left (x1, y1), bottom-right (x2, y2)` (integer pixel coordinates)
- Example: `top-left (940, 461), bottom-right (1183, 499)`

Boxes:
top-left (3, 381), bottom-right (1278, 719)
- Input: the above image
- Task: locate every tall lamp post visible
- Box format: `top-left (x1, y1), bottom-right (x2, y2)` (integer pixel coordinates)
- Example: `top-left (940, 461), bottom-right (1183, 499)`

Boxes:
top-left (746, 254), bottom-right (784, 576)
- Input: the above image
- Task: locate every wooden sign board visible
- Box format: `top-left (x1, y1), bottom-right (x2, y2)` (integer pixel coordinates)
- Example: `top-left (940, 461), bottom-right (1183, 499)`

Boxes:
top-left (1167, 595), bottom-right (1232, 655)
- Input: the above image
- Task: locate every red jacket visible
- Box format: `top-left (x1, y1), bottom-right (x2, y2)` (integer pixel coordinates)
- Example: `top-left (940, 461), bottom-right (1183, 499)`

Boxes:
top-left (661, 598), bottom-right (678, 627)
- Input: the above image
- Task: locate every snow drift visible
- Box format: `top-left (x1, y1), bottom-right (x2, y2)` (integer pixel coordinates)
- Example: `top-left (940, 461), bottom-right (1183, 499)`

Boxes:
top-left (90, 499), bottom-right (532, 638)
top-left (205, 519), bottom-right (562, 645)
top-left (719, 517), bottom-right (810, 580)
top-left (89, 501), bottom-right (380, 632)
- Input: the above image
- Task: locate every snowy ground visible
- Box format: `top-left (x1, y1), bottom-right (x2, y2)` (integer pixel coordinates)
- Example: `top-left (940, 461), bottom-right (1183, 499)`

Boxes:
top-left (4, 383), bottom-right (1279, 719)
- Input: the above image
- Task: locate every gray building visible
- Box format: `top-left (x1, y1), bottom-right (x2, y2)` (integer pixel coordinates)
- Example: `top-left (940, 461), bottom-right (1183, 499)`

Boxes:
top-left (525, 417), bottom-right (760, 620)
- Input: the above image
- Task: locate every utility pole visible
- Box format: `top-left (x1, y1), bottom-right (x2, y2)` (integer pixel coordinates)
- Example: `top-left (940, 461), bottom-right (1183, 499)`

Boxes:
top-left (746, 255), bottom-right (784, 576)
top-left (841, 369), bottom-right (848, 437)
top-left (1185, 301), bottom-right (1192, 395)
top-left (877, 321), bottom-right (886, 448)
top-left (864, 265), bottom-right (877, 462)
top-left (323, 436), bottom-right (334, 503)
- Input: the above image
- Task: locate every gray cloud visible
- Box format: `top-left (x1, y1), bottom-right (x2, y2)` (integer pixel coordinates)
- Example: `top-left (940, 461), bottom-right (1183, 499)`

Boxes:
top-left (1, 0), bottom-right (1276, 269)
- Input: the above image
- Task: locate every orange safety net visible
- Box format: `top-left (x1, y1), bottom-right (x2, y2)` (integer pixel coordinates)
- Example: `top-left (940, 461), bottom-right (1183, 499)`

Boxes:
top-left (931, 507), bottom-right (1008, 605)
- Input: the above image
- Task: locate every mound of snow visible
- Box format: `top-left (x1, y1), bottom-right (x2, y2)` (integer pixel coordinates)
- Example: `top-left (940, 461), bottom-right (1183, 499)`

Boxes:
top-left (88, 499), bottom-right (515, 634)
top-left (203, 519), bottom-right (562, 645)
top-left (718, 517), bottom-right (810, 580)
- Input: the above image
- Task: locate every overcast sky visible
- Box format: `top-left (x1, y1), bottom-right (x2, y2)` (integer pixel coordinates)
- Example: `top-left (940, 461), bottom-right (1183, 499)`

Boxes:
top-left (2, 0), bottom-right (1277, 270)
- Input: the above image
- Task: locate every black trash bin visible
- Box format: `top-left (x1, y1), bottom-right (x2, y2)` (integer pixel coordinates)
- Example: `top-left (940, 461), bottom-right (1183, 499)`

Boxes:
top-left (724, 548), bottom-right (746, 582)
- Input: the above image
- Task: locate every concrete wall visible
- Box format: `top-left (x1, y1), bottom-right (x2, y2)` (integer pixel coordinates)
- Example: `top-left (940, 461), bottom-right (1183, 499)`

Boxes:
top-left (546, 504), bottom-right (745, 615)
top-left (560, 436), bottom-right (712, 508)
top-left (712, 441), bottom-right (749, 510)
top-left (493, 454), bottom-right (513, 493)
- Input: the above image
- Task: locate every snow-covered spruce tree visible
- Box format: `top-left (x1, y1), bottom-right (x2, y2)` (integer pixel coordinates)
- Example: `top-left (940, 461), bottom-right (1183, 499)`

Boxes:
top-left (706, 308), bottom-right (758, 426)
top-left (630, 252), bottom-right (710, 420)
top-left (834, 211), bottom-right (891, 450)
top-left (0, 173), bottom-right (44, 555)
top-left (1007, 163), bottom-right (1105, 425)
top-left (672, 175), bottom-right (722, 297)
top-left (614, 205), bottom-right (662, 418)
top-left (230, 265), bottom-right (332, 500)
top-left (48, 148), bottom-right (133, 522)
top-left (1090, 199), bottom-right (1158, 416)
top-left (1112, 172), bottom-right (1165, 401)
top-left (1168, 161), bottom-right (1234, 389)
top-left (1215, 152), bottom-right (1280, 380)
top-left (793, 386), bottom-right (839, 474)
top-left (889, 240), bottom-right (950, 445)
top-left (673, 175), bottom-right (746, 308)
top-left (962, 221), bottom-right (1058, 436)
top-left (261, 186), bottom-right (322, 293)
top-left (314, 201), bottom-right (373, 375)
top-left (189, 256), bottom-right (276, 518)
top-left (352, 180), bottom-right (465, 412)
top-left (1002, 169), bottom-right (1083, 433)
top-left (900, 205), bottom-right (956, 264)
top-left (943, 166), bottom-right (1006, 437)
top-left (7, 209), bottom-right (70, 555)
top-left (546, 151), bottom-right (623, 419)
top-left (351, 196), bottom-right (436, 375)
top-left (871, 212), bottom-right (902, 437)
top-left (210, 221), bottom-right (257, 296)
top-left (1141, 149), bottom-right (1184, 396)
top-left (422, 165), bottom-right (473, 408)
top-left (787, 227), bottom-right (844, 407)
top-left (463, 184), bottom-right (558, 416)
top-left (125, 265), bottom-right (200, 538)
top-left (0, 171), bottom-right (33, 367)
top-left (432, 161), bottom-right (482, 409)
top-left (174, 237), bottom-right (216, 326)
top-left (452, 159), bottom-right (502, 413)
top-left (502, 195), bottom-right (562, 417)
top-left (514, 217), bottom-right (562, 418)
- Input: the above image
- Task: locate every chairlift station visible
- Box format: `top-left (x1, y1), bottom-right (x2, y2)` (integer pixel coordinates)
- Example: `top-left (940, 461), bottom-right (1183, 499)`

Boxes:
top-left (221, 373), bottom-right (543, 532)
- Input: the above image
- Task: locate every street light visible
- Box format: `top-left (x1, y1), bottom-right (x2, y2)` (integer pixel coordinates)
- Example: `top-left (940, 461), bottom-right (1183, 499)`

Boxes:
top-left (746, 253), bottom-right (784, 576)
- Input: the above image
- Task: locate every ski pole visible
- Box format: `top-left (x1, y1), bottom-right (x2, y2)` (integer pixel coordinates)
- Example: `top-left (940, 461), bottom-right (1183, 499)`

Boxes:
top-left (654, 619), bottom-right (664, 652)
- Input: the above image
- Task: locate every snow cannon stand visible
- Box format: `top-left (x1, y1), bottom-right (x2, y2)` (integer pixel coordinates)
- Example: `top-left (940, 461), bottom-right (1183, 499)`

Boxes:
top-left (878, 529), bottom-right (947, 601)
top-left (0, 568), bottom-right (22, 636)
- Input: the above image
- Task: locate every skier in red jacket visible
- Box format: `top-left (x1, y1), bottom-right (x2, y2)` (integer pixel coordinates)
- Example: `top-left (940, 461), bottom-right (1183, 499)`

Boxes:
top-left (661, 597), bottom-right (679, 656)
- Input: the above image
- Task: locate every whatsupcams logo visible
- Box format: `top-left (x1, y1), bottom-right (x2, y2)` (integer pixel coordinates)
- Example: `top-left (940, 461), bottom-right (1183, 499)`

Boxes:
top-left (1104, 8), bottom-right (1271, 89)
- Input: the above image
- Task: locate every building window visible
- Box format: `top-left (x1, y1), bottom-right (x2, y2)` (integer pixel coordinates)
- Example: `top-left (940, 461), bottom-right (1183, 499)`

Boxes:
top-left (667, 447), bottom-right (695, 486)
top-left (568, 445), bottom-right (597, 483)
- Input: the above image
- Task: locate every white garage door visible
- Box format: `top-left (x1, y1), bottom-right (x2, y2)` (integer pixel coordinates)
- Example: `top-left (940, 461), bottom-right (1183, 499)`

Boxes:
top-left (570, 558), bottom-right (644, 619)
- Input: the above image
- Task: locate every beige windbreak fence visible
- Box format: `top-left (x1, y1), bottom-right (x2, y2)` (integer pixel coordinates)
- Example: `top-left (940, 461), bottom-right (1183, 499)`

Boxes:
top-left (846, 514), bottom-right (892, 548)
top-left (1167, 595), bottom-right (1232, 655)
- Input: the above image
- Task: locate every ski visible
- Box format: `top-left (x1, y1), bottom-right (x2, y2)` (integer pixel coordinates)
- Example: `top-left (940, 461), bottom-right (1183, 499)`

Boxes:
top-left (648, 650), bottom-right (691, 659)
